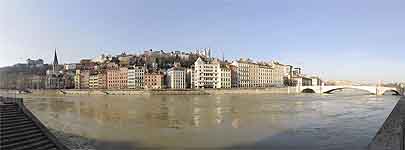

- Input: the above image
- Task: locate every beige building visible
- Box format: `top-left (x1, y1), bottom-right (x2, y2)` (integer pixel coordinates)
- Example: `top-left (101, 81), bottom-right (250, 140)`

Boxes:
top-left (167, 67), bottom-right (186, 89)
top-left (231, 59), bottom-right (290, 88)
top-left (258, 64), bottom-right (273, 88)
top-left (98, 71), bottom-right (107, 89)
top-left (74, 70), bottom-right (90, 89)
top-left (89, 73), bottom-right (99, 89)
top-left (220, 65), bottom-right (231, 88)
top-left (193, 57), bottom-right (221, 88)
top-left (144, 72), bottom-right (164, 89)
top-left (231, 59), bottom-right (259, 88)
top-left (86, 71), bottom-right (107, 89)
top-left (128, 66), bottom-right (145, 89)
top-left (107, 67), bottom-right (128, 89)
top-left (270, 61), bottom-right (286, 87)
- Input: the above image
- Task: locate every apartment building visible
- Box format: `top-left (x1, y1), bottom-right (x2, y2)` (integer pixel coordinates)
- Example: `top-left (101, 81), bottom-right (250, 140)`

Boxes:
top-left (231, 59), bottom-right (259, 88)
top-left (167, 67), bottom-right (186, 89)
top-left (186, 68), bottom-right (194, 89)
top-left (74, 70), bottom-right (90, 89)
top-left (231, 59), bottom-right (290, 88)
top-left (107, 67), bottom-right (128, 89)
top-left (144, 72), bottom-right (164, 89)
top-left (258, 64), bottom-right (273, 88)
top-left (193, 57), bottom-right (221, 88)
top-left (271, 61), bottom-right (287, 87)
top-left (220, 65), bottom-right (231, 88)
top-left (128, 66), bottom-right (145, 89)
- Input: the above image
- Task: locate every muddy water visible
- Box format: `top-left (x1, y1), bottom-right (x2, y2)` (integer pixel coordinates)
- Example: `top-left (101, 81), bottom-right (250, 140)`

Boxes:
top-left (22, 91), bottom-right (399, 150)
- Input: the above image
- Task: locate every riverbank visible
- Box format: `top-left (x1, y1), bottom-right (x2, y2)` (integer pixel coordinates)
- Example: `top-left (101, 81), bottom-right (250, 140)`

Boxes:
top-left (368, 96), bottom-right (405, 150)
top-left (2, 87), bottom-right (299, 96)
top-left (50, 128), bottom-right (96, 150)
top-left (62, 87), bottom-right (296, 95)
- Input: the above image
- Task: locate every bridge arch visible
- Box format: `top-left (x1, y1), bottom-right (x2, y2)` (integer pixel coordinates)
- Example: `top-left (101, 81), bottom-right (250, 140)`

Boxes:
top-left (323, 87), bottom-right (375, 94)
top-left (299, 85), bottom-right (403, 96)
top-left (382, 89), bottom-right (401, 95)
top-left (302, 88), bottom-right (316, 93)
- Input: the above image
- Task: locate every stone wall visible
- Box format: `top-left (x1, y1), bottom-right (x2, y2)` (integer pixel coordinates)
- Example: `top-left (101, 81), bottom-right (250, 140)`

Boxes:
top-left (58, 87), bottom-right (296, 96)
top-left (369, 97), bottom-right (405, 150)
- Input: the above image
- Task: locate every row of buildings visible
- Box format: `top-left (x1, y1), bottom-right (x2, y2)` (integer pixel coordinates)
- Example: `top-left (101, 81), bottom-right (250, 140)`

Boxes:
top-left (72, 57), bottom-right (321, 90)
top-left (0, 49), bottom-right (323, 90)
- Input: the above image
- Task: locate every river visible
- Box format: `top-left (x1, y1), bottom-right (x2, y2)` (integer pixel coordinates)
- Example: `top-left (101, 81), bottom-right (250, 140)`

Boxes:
top-left (20, 90), bottom-right (400, 150)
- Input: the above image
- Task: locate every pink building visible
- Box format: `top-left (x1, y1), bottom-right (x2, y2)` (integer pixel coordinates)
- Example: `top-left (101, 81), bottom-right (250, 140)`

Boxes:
top-left (107, 67), bottom-right (128, 89)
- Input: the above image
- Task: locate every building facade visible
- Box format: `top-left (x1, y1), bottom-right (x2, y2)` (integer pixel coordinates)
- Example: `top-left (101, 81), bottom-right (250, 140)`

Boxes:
top-left (107, 67), bottom-right (128, 89)
top-left (89, 73), bottom-right (99, 89)
top-left (167, 67), bottom-right (186, 89)
top-left (128, 66), bottom-right (145, 89)
top-left (220, 65), bottom-right (231, 88)
top-left (144, 72), bottom-right (164, 89)
top-left (270, 61), bottom-right (286, 87)
top-left (258, 65), bottom-right (273, 88)
top-left (45, 74), bottom-right (65, 89)
top-left (292, 76), bottom-right (313, 86)
top-left (231, 59), bottom-right (259, 88)
top-left (74, 70), bottom-right (90, 89)
top-left (310, 76), bottom-right (323, 86)
top-left (193, 57), bottom-right (221, 88)
top-left (186, 68), bottom-right (194, 89)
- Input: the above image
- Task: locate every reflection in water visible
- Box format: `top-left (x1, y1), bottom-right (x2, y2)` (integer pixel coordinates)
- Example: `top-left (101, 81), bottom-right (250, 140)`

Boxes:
top-left (23, 93), bottom-right (399, 150)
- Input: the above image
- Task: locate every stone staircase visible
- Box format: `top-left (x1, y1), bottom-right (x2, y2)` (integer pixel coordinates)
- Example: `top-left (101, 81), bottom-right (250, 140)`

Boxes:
top-left (0, 98), bottom-right (68, 150)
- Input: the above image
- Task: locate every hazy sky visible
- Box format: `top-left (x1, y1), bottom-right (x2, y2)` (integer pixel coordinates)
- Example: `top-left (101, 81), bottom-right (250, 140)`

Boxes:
top-left (0, 0), bottom-right (404, 83)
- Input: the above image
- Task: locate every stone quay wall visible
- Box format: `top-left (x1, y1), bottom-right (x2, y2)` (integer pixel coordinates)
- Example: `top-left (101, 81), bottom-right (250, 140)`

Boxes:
top-left (369, 97), bottom-right (405, 150)
top-left (54, 87), bottom-right (297, 96)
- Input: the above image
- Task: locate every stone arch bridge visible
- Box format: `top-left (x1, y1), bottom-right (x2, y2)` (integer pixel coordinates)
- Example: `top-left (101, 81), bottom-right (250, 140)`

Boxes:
top-left (298, 85), bottom-right (402, 95)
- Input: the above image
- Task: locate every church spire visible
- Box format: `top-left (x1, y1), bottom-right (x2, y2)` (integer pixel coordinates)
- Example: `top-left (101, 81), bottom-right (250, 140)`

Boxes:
top-left (53, 49), bottom-right (59, 65)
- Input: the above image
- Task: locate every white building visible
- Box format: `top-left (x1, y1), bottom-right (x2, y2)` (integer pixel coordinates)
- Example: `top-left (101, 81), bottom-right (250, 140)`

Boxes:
top-left (310, 76), bottom-right (323, 86)
top-left (128, 66), bottom-right (145, 89)
top-left (193, 57), bottom-right (221, 88)
top-left (167, 67), bottom-right (186, 89)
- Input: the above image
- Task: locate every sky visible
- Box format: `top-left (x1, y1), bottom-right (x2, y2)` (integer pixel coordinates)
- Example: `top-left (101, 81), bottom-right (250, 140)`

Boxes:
top-left (0, 0), bottom-right (404, 83)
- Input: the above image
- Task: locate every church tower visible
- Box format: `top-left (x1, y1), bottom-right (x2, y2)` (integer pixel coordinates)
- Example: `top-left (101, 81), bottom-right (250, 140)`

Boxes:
top-left (52, 49), bottom-right (59, 74)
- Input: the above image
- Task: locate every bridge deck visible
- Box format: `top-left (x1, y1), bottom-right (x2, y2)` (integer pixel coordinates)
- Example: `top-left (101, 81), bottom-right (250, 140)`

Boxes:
top-left (0, 97), bottom-right (68, 150)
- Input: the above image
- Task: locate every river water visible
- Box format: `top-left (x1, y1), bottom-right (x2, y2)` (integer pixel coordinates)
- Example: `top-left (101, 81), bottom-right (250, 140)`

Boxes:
top-left (21, 91), bottom-right (399, 150)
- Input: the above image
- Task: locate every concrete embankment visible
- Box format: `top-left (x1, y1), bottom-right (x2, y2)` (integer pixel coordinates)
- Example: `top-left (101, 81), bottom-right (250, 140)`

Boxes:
top-left (369, 97), bottom-right (405, 150)
top-left (54, 87), bottom-right (297, 96)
